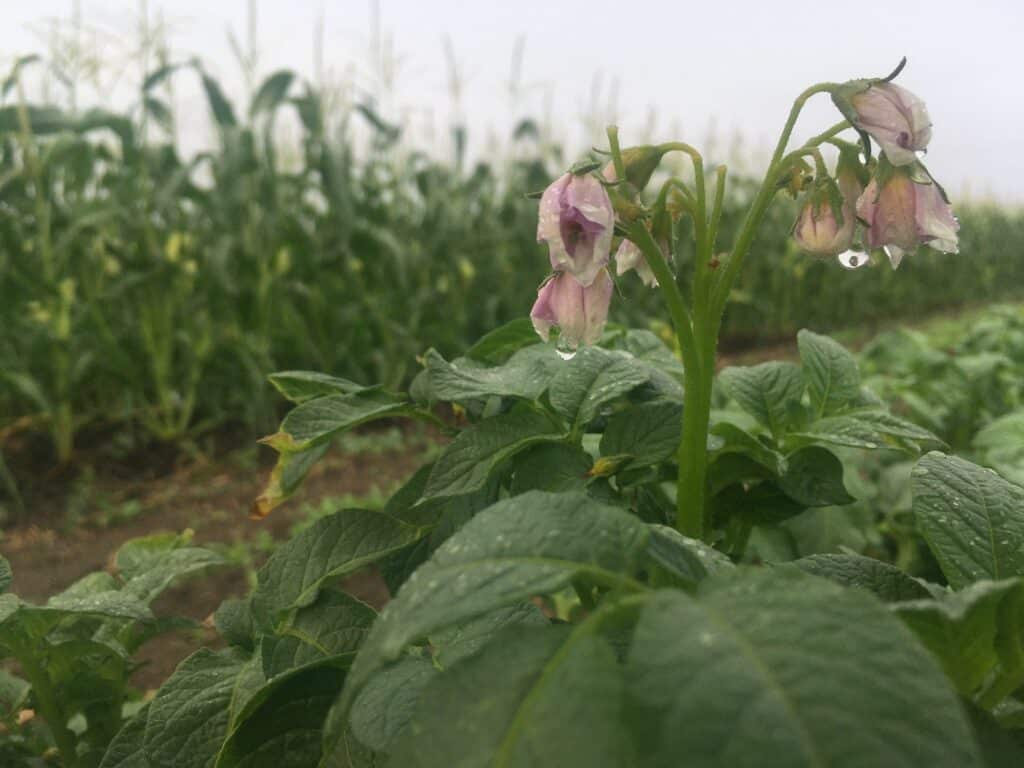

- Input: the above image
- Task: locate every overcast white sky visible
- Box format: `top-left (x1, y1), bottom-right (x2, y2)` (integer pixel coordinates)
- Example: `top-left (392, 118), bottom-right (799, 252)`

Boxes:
top-left (2, 0), bottom-right (1022, 201)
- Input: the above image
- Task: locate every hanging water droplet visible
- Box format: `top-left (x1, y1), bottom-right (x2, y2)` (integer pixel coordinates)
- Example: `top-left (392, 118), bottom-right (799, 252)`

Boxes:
top-left (556, 337), bottom-right (578, 360)
top-left (838, 250), bottom-right (868, 270)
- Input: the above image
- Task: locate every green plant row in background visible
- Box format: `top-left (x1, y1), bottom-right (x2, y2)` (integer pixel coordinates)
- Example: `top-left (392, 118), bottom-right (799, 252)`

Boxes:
top-left (2, 60), bottom-right (1023, 464)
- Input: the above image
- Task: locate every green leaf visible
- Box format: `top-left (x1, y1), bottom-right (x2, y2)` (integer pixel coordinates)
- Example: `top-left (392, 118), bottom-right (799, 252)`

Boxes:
top-left (0, 556), bottom-right (11, 594)
top-left (216, 662), bottom-right (345, 768)
top-left (464, 319), bottom-right (541, 365)
top-left (144, 96), bottom-right (174, 133)
top-left (718, 361), bottom-right (804, 435)
top-left (509, 443), bottom-right (592, 495)
top-left (599, 400), bottom-right (681, 469)
top-left (260, 590), bottom-right (376, 679)
top-left (713, 481), bottom-right (806, 526)
top-left (644, 525), bottom-right (734, 588)
top-left (347, 604), bottom-right (548, 755)
top-left (199, 72), bottom-right (237, 127)
top-left (346, 655), bottom-right (437, 754)
top-left (255, 389), bottom-right (411, 516)
top-left (267, 371), bottom-right (373, 404)
top-left (340, 492), bottom-right (649, 717)
top-left (709, 421), bottom-right (785, 474)
top-left (778, 447), bottom-right (855, 507)
top-left (913, 452), bottom-right (1024, 588)
top-left (0, 669), bottom-right (29, 717)
top-left (250, 70), bottom-right (296, 117)
top-left (795, 408), bottom-right (944, 451)
top-left (252, 443), bottom-right (329, 519)
top-left (388, 625), bottom-right (629, 767)
top-left (277, 390), bottom-right (411, 449)
top-left (966, 705), bottom-right (1024, 767)
top-left (215, 598), bottom-right (255, 651)
top-left (422, 346), bottom-right (558, 403)
top-left (115, 534), bottom-right (227, 603)
top-left (893, 579), bottom-right (1024, 698)
top-left (627, 569), bottom-right (982, 767)
top-left (798, 329), bottom-right (861, 416)
top-left (422, 406), bottom-right (566, 501)
top-left (973, 412), bottom-right (1024, 487)
top-left (548, 347), bottom-right (650, 430)
top-left (791, 553), bottom-right (931, 602)
top-left (252, 508), bottom-right (423, 629)
top-left (99, 704), bottom-right (150, 768)
top-left (45, 590), bottom-right (153, 622)
top-left (143, 650), bottom-right (247, 768)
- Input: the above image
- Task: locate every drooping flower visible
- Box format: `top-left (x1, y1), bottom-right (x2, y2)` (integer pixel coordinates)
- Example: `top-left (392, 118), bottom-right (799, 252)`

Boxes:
top-left (530, 268), bottom-right (613, 350)
top-left (793, 168), bottom-right (863, 257)
top-left (614, 239), bottom-right (658, 287)
top-left (537, 173), bottom-right (614, 287)
top-left (856, 166), bottom-right (958, 268)
top-left (849, 82), bottom-right (932, 167)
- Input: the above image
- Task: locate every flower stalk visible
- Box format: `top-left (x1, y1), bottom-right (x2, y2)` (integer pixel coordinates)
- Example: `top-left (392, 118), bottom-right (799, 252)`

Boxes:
top-left (532, 61), bottom-right (955, 543)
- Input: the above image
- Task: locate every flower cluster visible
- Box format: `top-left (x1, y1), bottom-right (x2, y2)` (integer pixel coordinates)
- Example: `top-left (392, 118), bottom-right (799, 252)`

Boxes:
top-left (795, 80), bottom-right (958, 268)
top-left (530, 173), bottom-right (617, 353)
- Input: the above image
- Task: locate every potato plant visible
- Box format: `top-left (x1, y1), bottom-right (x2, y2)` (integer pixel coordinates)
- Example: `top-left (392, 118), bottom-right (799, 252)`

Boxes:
top-left (2, 58), bottom-right (1023, 767)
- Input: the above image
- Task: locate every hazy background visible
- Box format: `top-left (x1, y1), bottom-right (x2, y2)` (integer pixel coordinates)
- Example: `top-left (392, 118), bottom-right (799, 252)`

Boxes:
top-left (2, 0), bottom-right (1022, 200)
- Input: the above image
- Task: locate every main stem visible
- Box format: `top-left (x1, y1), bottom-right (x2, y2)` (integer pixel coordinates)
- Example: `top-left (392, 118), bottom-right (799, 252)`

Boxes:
top-left (17, 646), bottom-right (79, 767)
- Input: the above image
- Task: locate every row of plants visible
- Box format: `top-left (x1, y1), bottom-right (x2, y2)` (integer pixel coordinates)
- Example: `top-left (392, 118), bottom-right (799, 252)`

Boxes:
top-left (2, 55), bottom-right (1024, 468)
top-left (1, 58), bottom-right (1023, 766)
top-left (3, 322), bottom-right (1023, 766)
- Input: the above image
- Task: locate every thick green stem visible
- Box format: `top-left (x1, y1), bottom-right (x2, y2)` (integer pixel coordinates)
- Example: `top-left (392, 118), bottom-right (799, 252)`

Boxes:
top-left (17, 647), bottom-right (78, 767)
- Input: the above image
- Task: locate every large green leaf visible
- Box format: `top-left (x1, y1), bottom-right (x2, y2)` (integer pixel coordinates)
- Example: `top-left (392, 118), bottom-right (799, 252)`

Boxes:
top-left (421, 406), bottom-right (566, 501)
top-left (791, 553), bottom-right (931, 602)
top-left (0, 556), bottom-right (11, 594)
top-left (216, 663), bottom-right (346, 768)
top-left (644, 525), bottom-right (734, 589)
top-left (777, 447), bottom-right (855, 507)
top-left (267, 372), bottom-right (373, 404)
top-left (339, 492), bottom-right (649, 717)
top-left (115, 533), bottom-right (227, 603)
top-left (260, 590), bottom-right (376, 679)
top-left (509, 443), bottom-right (592, 495)
top-left (388, 625), bottom-right (629, 767)
top-left (627, 569), bottom-right (982, 767)
top-left (973, 412), bottom-right (1024, 487)
top-left (143, 650), bottom-right (248, 768)
top-left (548, 347), bottom-right (649, 430)
top-left (718, 361), bottom-right (804, 435)
top-left (252, 509), bottom-right (424, 629)
top-left (276, 390), bottom-right (411, 449)
top-left (422, 346), bottom-right (557, 402)
top-left (99, 704), bottom-right (150, 768)
top-left (795, 408), bottom-right (943, 451)
top-left (893, 579), bottom-right (1024, 699)
top-left (798, 329), bottom-right (861, 417)
top-left (347, 605), bottom-right (546, 754)
top-left (913, 452), bottom-right (1024, 588)
top-left (599, 400), bottom-right (681, 469)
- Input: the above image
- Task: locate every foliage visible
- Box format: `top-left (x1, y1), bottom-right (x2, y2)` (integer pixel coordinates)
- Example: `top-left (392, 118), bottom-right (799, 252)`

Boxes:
top-left (0, 328), bottom-right (1000, 767)
top-left (0, 532), bottom-right (226, 766)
